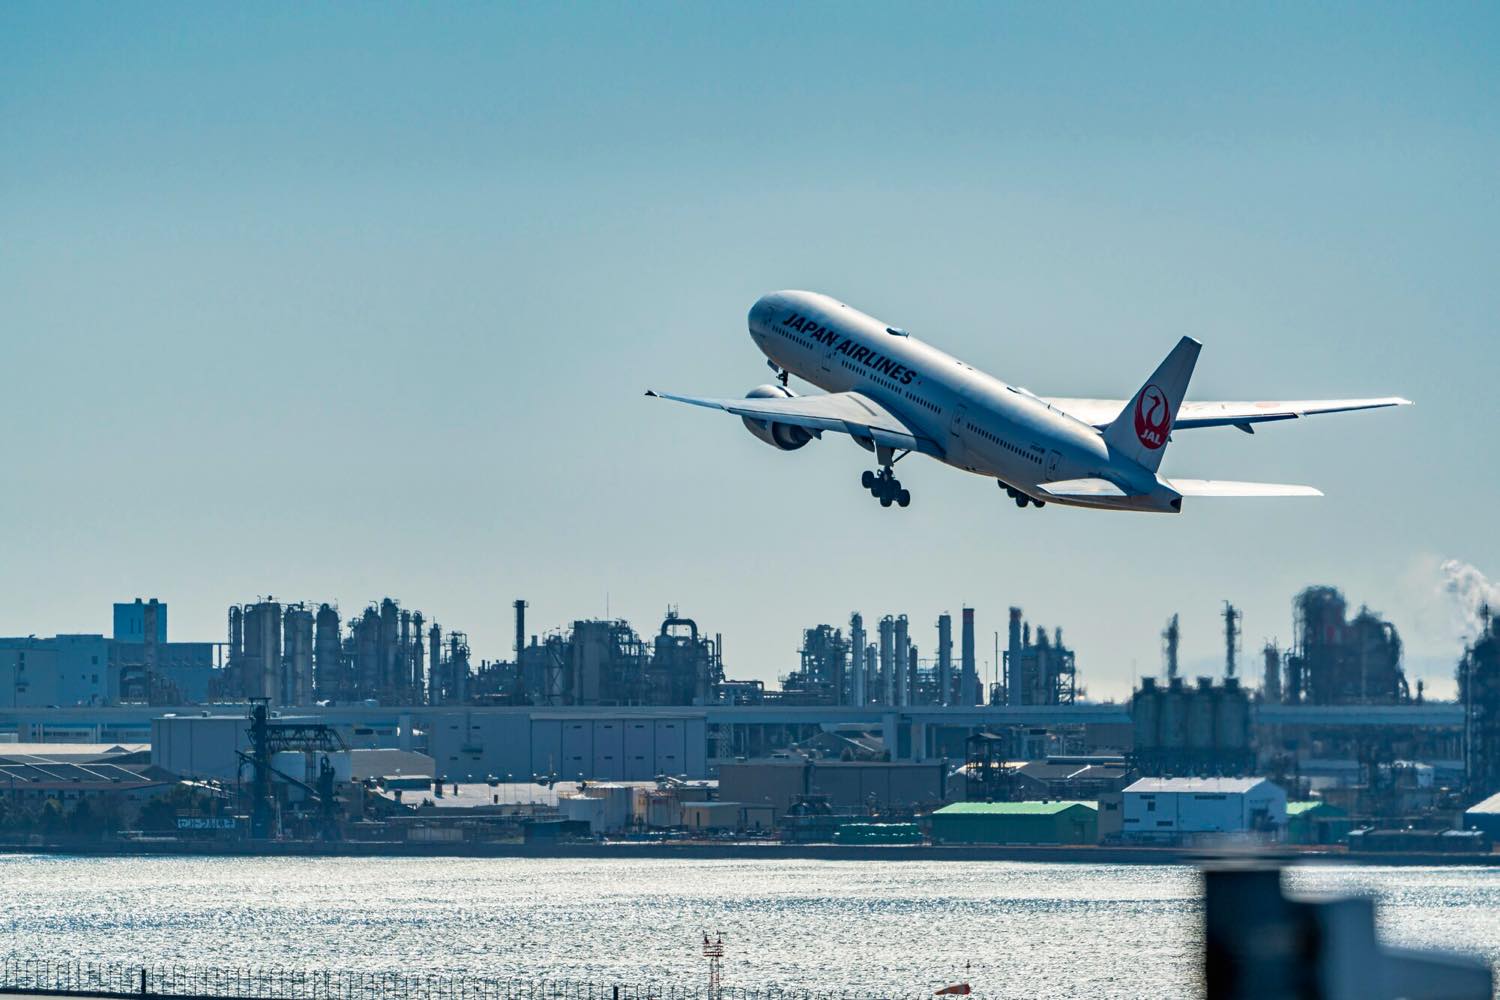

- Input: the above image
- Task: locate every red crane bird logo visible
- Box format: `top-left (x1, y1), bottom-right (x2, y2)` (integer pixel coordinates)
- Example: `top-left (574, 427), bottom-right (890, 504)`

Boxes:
top-left (1133, 384), bottom-right (1171, 450)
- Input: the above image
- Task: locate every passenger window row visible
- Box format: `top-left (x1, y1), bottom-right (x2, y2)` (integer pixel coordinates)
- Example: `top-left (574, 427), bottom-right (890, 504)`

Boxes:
top-left (967, 422), bottom-right (1043, 463)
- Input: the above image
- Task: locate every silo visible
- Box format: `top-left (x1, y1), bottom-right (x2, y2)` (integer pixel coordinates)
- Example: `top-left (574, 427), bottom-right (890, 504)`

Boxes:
top-left (878, 616), bottom-right (895, 706)
top-left (1187, 678), bottom-right (1216, 750)
top-left (849, 613), bottom-right (866, 706)
top-left (937, 613), bottom-right (953, 707)
top-left (283, 604), bottom-right (315, 705)
top-left (314, 604), bottom-right (340, 702)
top-left (1215, 677), bottom-right (1250, 751)
top-left (1160, 676), bottom-right (1188, 750)
top-left (894, 615), bottom-right (910, 707)
top-left (1132, 678), bottom-right (1161, 754)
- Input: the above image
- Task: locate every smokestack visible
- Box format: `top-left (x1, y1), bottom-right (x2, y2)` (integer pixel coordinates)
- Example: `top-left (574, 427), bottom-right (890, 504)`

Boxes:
top-left (962, 607), bottom-right (977, 705)
top-left (849, 613), bottom-right (866, 706)
top-left (514, 600), bottom-right (527, 667)
top-left (1163, 614), bottom-right (1180, 680)
top-left (1007, 608), bottom-right (1023, 706)
top-left (937, 613), bottom-right (953, 706)
top-left (1223, 601), bottom-right (1242, 679)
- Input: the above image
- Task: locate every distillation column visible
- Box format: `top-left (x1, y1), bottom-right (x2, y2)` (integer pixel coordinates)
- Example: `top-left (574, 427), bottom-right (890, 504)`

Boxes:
top-left (879, 616), bottom-right (895, 706)
top-left (895, 615), bottom-right (910, 707)
top-left (849, 613), bottom-right (866, 706)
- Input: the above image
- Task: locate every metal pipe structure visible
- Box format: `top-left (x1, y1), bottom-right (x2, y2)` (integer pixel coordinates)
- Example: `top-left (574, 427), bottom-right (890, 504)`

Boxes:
top-left (1006, 607), bottom-right (1023, 706)
top-left (849, 613), bottom-right (866, 706)
top-left (937, 613), bottom-right (953, 706)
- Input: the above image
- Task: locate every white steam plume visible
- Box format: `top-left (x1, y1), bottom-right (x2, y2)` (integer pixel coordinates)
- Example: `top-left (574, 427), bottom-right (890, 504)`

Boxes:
top-left (1441, 559), bottom-right (1500, 638)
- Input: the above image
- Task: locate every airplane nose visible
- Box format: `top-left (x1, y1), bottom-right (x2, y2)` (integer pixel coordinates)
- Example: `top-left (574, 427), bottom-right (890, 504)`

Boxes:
top-left (747, 293), bottom-right (778, 330)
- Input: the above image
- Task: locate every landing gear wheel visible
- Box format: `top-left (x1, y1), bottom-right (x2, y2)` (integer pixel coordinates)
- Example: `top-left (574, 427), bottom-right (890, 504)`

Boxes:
top-left (1033, 499), bottom-right (1046, 509)
top-left (879, 494), bottom-right (894, 508)
top-left (1014, 495), bottom-right (1028, 508)
top-left (897, 489), bottom-right (911, 508)
top-left (861, 470), bottom-right (875, 490)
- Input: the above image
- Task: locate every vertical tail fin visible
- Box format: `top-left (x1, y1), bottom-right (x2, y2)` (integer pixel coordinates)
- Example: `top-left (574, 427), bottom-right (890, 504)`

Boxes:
top-left (1102, 336), bottom-right (1201, 473)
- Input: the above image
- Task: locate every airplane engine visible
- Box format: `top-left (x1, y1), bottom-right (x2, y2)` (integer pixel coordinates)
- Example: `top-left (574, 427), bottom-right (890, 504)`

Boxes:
top-left (741, 384), bottom-right (814, 451)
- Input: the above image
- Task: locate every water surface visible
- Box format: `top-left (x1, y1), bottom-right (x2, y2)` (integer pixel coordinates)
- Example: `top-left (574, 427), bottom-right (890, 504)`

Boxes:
top-left (1, 857), bottom-right (1496, 999)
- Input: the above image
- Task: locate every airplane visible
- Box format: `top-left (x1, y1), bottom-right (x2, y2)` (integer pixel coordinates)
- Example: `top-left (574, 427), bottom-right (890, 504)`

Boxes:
top-left (646, 290), bottom-right (1411, 514)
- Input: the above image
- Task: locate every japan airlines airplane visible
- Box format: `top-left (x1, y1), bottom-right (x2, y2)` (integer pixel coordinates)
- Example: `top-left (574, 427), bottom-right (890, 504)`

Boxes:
top-left (647, 290), bottom-right (1410, 514)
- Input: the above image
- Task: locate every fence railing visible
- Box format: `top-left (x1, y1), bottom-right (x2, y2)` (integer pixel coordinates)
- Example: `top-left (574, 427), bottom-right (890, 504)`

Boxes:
top-left (0, 959), bottom-right (885, 1000)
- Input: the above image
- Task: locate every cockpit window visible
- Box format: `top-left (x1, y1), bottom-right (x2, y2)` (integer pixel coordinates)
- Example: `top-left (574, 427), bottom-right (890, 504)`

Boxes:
top-left (886, 326), bottom-right (908, 337)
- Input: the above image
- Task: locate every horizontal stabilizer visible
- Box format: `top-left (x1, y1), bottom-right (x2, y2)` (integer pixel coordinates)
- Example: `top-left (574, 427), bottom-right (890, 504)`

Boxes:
top-left (1036, 478), bottom-right (1132, 499)
top-left (1044, 396), bottom-right (1412, 431)
top-left (1167, 479), bottom-right (1322, 497)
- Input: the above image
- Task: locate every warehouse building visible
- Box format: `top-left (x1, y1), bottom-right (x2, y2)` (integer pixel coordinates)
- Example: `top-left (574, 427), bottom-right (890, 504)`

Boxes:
top-left (930, 800), bottom-right (1098, 845)
top-left (1122, 777), bottom-right (1286, 843)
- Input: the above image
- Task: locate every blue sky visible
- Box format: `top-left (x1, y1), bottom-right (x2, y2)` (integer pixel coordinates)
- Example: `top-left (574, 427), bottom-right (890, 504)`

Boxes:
top-left (2, 4), bottom-right (1497, 699)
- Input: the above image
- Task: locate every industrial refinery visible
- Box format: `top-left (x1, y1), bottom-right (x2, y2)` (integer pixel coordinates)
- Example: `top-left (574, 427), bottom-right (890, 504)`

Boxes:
top-left (3, 584), bottom-right (1500, 855)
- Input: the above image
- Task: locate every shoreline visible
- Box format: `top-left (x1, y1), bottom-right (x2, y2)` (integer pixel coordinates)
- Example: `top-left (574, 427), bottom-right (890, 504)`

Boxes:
top-left (2, 839), bottom-right (1497, 866)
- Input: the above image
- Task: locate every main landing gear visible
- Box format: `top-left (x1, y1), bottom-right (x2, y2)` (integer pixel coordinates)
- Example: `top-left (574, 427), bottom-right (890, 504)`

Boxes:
top-left (862, 467), bottom-right (910, 508)
top-left (999, 481), bottom-right (1045, 509)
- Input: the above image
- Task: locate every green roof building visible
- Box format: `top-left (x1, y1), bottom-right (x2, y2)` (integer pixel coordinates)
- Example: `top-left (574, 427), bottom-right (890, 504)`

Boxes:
top-left (931, 801), bottom-right (1098, 845)
top-left (1284, 800), bottom-right (1352, 845)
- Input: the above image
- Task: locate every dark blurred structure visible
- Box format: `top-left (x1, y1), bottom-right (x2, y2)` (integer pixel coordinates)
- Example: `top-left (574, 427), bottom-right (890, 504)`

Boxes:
top-left (1460, 605), bottom-right (1500, 801)
top-left (1204, 865), bottom-right (1491, 1000)
top-left (1130, 676), bottom-right (1253, 776)
top-left (1283, 587), bottom-right (1409, 705)
top-left (998, 606), bottom-right (1077, 705)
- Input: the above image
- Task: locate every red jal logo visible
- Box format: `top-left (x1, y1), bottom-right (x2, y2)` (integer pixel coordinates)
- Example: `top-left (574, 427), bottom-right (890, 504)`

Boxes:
top-left (1134, 384), bottom-right (1171, 450)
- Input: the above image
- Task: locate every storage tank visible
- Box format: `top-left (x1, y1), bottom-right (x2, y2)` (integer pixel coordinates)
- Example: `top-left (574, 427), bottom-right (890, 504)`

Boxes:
top-left (283, 604), bottom-right (315, 706)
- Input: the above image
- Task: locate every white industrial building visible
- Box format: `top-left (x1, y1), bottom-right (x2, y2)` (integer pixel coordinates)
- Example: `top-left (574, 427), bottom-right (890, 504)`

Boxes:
top-left (1122, 776), bottom-right (1287, 842)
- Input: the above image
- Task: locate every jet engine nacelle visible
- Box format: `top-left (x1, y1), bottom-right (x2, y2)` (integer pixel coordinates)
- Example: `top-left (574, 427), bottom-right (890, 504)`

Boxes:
top-left (741, 384), bottom-right (814, 451)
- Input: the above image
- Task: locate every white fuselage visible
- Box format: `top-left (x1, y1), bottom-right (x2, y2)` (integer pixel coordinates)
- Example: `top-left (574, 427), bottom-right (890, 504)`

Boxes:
top-left (748, 290), bottom-right (1173, 509)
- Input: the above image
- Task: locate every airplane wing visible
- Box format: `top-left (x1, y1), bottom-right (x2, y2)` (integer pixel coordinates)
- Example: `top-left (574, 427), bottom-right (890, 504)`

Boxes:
top-left (1036, 477), bottom-right (1321, 501)
top-left (646, 389), bottom-right (945, 457)
top-left (1166, 479), bottom-right (1322, 497)
top-left (1041, 396), bottom-right (1411, 433)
